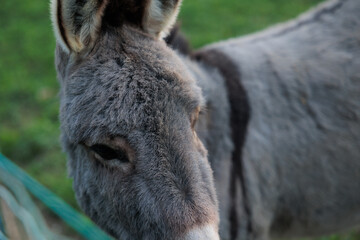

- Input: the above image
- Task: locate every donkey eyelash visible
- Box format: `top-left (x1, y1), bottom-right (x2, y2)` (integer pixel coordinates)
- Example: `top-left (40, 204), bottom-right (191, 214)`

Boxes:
top-left (90, 144), bottom-right (129, 162)
top-left (190, 107), bottom-right (201, 130)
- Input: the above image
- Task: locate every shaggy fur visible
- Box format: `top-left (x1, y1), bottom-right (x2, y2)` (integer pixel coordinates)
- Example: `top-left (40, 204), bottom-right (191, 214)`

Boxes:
top-left (57, 26), bottom-right (219, 239)
top-left (52, 0), bottom-right (360, 239)
top-left (193, 49), bottom-right (251, 240)
top-left (199, 0), bottom-right (360, 239)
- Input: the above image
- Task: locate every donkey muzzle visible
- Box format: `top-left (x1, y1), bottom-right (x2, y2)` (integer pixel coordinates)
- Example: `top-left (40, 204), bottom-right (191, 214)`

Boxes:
top-left (181, 224), bottom-right (220, 240)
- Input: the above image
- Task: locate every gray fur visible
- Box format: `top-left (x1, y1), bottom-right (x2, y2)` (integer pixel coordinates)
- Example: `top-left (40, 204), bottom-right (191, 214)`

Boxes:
top-left (201, 0), bottom-right (360, 239)
top-left (52, 0), bottom-right (360, 239)
top-left (57, 26), bottom-right (219, 239)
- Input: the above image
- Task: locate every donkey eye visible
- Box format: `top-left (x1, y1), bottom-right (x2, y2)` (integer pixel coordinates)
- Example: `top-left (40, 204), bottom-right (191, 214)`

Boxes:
top-left (90, 144), bottom-right (129, 162)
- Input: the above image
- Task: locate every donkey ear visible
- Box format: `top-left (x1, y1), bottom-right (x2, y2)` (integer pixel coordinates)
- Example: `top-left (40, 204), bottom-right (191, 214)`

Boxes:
top-left (51, 0), bottom-right (109, 53)
top-left (143, 0), bottom-right (183, 38)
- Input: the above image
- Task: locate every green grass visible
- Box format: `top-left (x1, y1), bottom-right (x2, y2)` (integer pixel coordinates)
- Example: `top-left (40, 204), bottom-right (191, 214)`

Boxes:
top-left (179, 0), bottom-right (325, 47)
top-left (0, 1), bottom-right (76, 206)
top-left (1, 0), bottom-right (358, 239)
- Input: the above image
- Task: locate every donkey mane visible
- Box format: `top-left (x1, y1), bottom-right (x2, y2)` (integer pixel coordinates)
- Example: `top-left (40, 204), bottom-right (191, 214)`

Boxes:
top-left (165, 24), bottom-right (192, 56)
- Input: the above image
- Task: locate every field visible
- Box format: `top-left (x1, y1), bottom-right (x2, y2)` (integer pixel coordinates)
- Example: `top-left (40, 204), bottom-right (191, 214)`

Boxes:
top-left (0, 0), bottom-right (358, 239)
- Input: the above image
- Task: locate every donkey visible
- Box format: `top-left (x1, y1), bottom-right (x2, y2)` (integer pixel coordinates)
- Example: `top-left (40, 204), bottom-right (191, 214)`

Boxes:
top-left (51, 0), bottom-right (360, 239)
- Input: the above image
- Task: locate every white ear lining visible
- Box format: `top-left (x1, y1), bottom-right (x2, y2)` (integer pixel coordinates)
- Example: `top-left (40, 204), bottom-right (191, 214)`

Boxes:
top-left (51, 0), bottom-right (182, 51)
top-left (50, 0), bottom-right (70, 53)
top-left (50, 0), bottom-right (109, 53)
top-left (159, 2), bottom-right (181, 39)
top-left (144, 0), bottom-right (182, 39)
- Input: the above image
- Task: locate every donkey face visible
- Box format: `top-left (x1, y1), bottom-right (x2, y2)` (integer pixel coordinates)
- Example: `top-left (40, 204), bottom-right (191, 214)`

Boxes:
top-left (52, 0), bottom-right (219, 239)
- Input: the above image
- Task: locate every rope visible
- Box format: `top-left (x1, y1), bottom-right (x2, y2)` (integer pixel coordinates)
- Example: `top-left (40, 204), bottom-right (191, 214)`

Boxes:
top-left (0, 169), bottom-right (66, 240)
top-left (0, 230), bottom-right (8, 240)
top-left (0, 185), bottom-right (47, 240)
top-left (0, 153), bottom-right (113, 240)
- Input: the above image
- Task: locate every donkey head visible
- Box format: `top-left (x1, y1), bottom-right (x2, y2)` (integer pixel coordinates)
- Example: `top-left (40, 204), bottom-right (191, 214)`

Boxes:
top-left (51, 0), bottom-right (219, 239)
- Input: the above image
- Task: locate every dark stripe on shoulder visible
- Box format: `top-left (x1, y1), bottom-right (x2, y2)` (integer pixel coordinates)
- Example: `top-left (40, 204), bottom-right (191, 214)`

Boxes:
top-left (193, 49), bottom-right (251, 240)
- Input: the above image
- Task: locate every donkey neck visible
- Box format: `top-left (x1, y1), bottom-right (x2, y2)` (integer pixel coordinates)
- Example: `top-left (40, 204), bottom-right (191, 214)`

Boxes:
top-left (177, 54), bottom-right (232, 173)
top-left (193, 0), bottom-right (360, 237)
top-left (177, 50), bottom-right (252, 239)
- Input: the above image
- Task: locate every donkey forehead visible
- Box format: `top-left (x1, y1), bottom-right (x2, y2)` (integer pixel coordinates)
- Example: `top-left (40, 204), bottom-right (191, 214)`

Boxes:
top-left (61, 42), bottom-right (203, 143)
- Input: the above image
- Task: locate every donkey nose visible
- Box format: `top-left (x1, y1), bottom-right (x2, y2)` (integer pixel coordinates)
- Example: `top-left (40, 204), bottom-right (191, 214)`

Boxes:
top-left (181, 224), bottom-right (220, 240)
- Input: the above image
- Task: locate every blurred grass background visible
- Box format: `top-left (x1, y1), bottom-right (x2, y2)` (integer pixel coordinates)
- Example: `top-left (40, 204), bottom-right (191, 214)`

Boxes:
top-left (1, 0), bottom-right (359, 239)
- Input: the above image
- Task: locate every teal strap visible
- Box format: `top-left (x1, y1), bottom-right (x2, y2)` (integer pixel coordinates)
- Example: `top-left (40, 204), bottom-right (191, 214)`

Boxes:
top-left (0, 153), bottom-right (112, 240)
top-left (0, 208), bottom-right (4, 236)
top-left (0, 230), bottom-right (8, 240)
